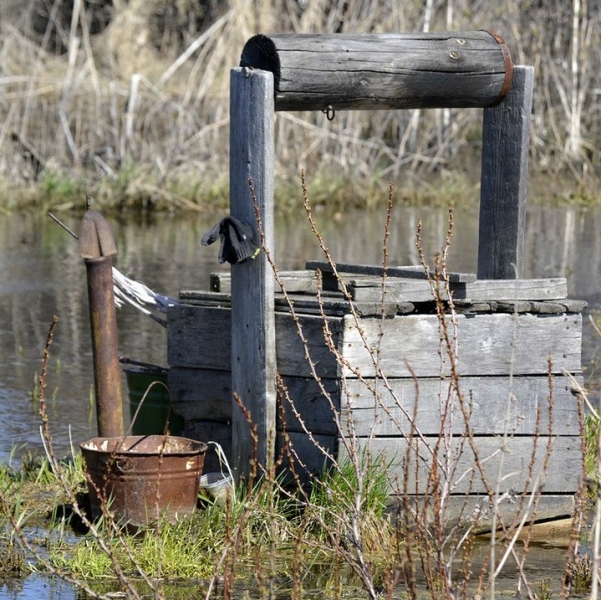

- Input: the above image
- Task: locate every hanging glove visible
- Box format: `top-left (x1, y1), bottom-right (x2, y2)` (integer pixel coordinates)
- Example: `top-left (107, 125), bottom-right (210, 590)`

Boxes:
top-left (201, 216), bottom-right (260, 265)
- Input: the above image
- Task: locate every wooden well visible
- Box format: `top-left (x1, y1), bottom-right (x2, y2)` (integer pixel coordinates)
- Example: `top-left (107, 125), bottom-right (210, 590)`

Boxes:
top-left (166, 32), bottom-right (585, 520)
top-left (167, 262), bottom-right (585, 519)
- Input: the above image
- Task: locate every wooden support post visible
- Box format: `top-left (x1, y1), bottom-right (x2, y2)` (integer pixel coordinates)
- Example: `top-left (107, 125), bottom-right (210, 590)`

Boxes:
top-left (229, 67), bottom-right (276, 481)
top-left (478, 65), bottom-right (534, 279)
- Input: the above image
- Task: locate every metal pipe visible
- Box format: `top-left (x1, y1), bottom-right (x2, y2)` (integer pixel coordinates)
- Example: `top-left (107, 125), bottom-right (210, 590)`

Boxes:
top-left (78, 206), bottom-right (123, 438)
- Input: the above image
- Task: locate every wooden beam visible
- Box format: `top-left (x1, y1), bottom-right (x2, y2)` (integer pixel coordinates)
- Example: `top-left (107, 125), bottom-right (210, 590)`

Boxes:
top-left (341, 312), bottom-right (582, 378)
top-left (342, 375), bottom-right (581, 437)
top-left (478, 65), bottom-right (534, 279)
top-left (229, 67), bottom-right (276, 480)
top-left (240, 31), bottom-right (513, 111)
top-left (168, 304), bottom-right (342, 379)
top-left (340, 436), bottom-right (581, 495)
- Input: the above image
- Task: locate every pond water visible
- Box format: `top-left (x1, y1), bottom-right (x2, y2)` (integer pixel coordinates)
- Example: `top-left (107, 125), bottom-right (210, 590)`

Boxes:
top-left (1, 204), bottom-right (601, 463)
top-left (0, 204), bottom-right (600, 599)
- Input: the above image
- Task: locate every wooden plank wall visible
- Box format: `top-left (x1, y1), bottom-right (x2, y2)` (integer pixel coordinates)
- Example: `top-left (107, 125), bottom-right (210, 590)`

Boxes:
top-left (168, 295), bottom-right (584, 495)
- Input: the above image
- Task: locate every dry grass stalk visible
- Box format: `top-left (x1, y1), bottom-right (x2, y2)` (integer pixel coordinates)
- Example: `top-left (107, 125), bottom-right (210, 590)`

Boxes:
top-left (0, 172), bottom-right (594, 598)
top-left (1, 0), bottom-right (600, 209)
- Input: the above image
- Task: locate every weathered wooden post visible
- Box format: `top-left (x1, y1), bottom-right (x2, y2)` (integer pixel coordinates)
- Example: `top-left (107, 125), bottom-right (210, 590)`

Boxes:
top-left (229, 67), bottom-right (276, 480)
top-left (478, 66), bottom-right (534, 279)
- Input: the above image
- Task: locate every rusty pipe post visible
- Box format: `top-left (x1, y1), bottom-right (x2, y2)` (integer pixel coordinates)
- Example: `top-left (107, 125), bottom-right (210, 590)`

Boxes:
top-left (78, 207), bottom-right (123, 438)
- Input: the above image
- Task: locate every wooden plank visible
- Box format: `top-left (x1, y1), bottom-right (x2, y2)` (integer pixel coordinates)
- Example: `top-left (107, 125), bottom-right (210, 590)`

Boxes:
top-left (275, 293), bottom-right (399, 317)
top-left (453, 301), bottom-right (497, 314)
top-left (168, 367), bottom-right (231, 421)
top-left (496, 301), bottom-right (534, 313)
top-left (180, 289), bottom-right (231, 307)
top-left (455, 278), bottom-right (567, 301)
top-left (388, 495), bottom-right (575, 530)
top-left (350, 276), bottom-right (444, 303)
top-left (307, 260), bottom-right (476, 282)
top-left (191, 273), bottom-right (575, 307)
top-left (341, 375), bottom-right (580, 437)
top-left (169, 367), bottom-right (341, 436)
top-left (170, 307), bottom-right (582, 378)
top-left (211, 270), bottom-right (318, 294)
top-left (347, 274), bottom-right (566, 304)
top-left (168, 304), bottom-right (343, 378)
top-left (347, 279), bottom-right (568, 305)
top-left (168, 371), bottom-right (581, 437)
top-left (275, 313), bottom-right (342, 378)
top-left (240, 32), bottom-right (512, 111)
top-left (183, 420), bottom-right (232, 474)
top-left (562, 299), bottom-right (588, 312)
top-left (275, 431), bottom-right (337, 483)
top-left (168, 305), bottom-right (232, 370)
top-left (339, 436), bottom-right (582, 495)
top-left (230, 67), bottom-right (276, 478)
top-left (340, 312), bottom-right (582, 378)
top-left (529, 301), bottom-right (568, 314)
top-left (278, 377), bottom-right (340, 436)
top-left (179, 288), bottom-right (359, 317)
top-left (478, 66), bottom-right (534, 279)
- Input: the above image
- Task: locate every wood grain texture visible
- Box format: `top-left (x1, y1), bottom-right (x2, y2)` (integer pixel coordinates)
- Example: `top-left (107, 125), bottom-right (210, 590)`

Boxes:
top-left (240, 32), bottom-right (512, 111)
top-left (211, 270), bottom-right (318, 294)
top-left (388, 495), bottom-right (575, 529)
top-left (168, 304), bottom-right (343, 378)
top-left (169, 367), bottom-right (342, 436)
top-left (277, 377), bottom-right (341, 435)
top-left (340, 312), bottom-right (582, 378)
top-left (339, 436), bottom-right (582, 494)
top-left (169, 371), bottom-right (580, 438)
top-left (344, 277), bottom-right (568, 304)
top-left (168, 305), bottom-right (232, 370)
top-left (169, 307), bottom-right (582, 378)
top-left (341, 375), bottom-right (580, 436)
top-left (168, 367), bottom-right (231, 421)
top-left (478, 66), bottom-right (534, 279)
top-left (275, 430), bottom-right (338, 482)
top-left (230, 67), bottom-right (276, 477)
top-left (306, 260), bottom-right (476, 282)
top-left (455, 278), bottom-right (567, 301)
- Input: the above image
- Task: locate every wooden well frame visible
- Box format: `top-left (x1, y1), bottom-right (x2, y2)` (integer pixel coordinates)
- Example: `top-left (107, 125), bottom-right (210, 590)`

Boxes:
top-left (226, 32), bottom-right (535, 479)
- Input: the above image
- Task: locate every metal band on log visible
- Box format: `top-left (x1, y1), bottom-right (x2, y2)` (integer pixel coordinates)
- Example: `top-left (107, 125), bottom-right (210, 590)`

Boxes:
top-left (240, 31), bottom-right (513, 111)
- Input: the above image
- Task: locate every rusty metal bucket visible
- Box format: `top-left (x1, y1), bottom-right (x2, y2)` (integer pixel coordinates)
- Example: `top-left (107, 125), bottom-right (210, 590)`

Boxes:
top-left (80, 435), bottom-right (208, 528)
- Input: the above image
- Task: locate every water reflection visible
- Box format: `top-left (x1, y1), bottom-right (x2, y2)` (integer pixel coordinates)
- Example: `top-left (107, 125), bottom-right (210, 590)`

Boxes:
top-left (0, 204), bottom-right (600, 462)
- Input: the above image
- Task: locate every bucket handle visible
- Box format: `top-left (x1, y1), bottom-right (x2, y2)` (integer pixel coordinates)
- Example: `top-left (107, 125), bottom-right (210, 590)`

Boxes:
top-left (125, 379), bottom-right (173, 439)
top-left (208, 441), bottom-right (235, 497)
top-left (119, 356), bottom-right (168, 375)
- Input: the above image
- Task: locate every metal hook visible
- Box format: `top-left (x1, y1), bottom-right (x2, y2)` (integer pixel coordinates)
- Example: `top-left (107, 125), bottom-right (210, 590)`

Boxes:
top-left (322, 105), bottom-right (336, 121)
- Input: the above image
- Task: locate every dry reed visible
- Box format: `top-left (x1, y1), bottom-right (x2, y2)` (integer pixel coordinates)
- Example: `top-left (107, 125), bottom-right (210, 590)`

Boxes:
top-left (0, 0), bottom-right (600, 210)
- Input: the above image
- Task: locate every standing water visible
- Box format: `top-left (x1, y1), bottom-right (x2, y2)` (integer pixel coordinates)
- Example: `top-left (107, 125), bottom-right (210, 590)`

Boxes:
top-left (1, 205), bottom-right (600, 463)
top-left (0, 204), bottom-right (600, 599)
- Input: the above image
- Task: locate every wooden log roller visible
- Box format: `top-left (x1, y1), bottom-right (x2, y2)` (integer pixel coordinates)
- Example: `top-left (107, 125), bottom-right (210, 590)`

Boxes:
top-left (240, 31), bottom-right (513, 111)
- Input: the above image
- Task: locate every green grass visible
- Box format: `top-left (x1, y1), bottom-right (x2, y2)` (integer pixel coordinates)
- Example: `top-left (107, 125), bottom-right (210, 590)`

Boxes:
top-left (11, 454), bottom-right (393, 592)
top-left (48, 512), bottom-right (225, 580)
top-left (584, 412), bottom-right (600, 477)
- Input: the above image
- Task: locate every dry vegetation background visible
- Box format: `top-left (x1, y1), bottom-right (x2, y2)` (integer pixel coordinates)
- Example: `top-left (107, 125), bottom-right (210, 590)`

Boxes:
top-left (0, 0), bottom-right (599, 211)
